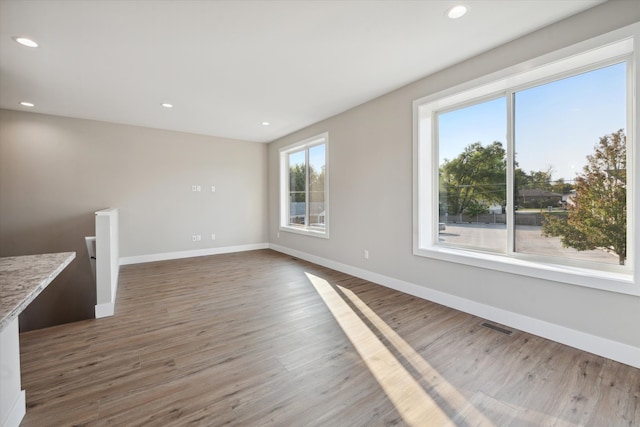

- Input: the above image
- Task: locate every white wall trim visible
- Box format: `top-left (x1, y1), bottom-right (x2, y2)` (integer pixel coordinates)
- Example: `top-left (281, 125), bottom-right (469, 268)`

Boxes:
top-left (1, 390), bottom-right (25, 427)
top-left (119, 243), bottom-right (269, 266)
top-left (94, 302), bottom-right (115, 319)
top-left (0, 318), bottom-right (25, 427)
top-left (94, 208), bottom-right (119, 319)
top-left (269, 243), bottom-right (640, 369)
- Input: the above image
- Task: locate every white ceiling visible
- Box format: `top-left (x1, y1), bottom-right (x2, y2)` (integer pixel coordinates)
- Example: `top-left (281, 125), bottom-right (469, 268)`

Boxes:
top-left (0, 0), bottom-right (605, 143)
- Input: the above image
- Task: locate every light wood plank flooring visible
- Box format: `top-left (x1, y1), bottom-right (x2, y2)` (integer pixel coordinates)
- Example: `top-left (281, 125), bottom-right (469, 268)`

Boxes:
top-left (18, 249), bottom-right (640, 426)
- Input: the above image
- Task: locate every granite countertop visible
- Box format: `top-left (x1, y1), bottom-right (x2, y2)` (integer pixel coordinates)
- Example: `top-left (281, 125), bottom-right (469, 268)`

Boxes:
top-left (0, 252), bottom-right (76, 332)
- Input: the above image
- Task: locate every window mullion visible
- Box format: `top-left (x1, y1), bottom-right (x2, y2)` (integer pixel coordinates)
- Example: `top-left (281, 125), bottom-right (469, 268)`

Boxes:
top-left (305, 148), bottom-right (310, 228)
top-left (625, 56), bottom-right (635, 273)
top-left (432, 110), bottom-right (440, 245)
top-left (506, 90), bottom-right (515, 255)
top-left (285, 154), bottom-right (291, 226)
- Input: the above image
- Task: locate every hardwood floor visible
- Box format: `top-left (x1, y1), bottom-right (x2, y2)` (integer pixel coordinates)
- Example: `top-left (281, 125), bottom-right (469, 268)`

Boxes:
top-left (18, 249), bottom-right (640, 426)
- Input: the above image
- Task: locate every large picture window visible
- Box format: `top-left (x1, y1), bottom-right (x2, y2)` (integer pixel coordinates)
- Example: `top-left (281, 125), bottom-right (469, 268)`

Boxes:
top-left (414, 26), bottom-right (638, 295)
top-left (280, 133), bottom-right (329, 237)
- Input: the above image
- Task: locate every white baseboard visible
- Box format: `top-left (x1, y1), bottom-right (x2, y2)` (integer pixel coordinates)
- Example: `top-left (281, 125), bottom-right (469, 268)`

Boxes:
top-left (2, 390), bottom-right (25, 427)
top-left (269, 243), bottom-right (640, 369)
top-left (119, 243), bottom-right (269, 266)
top-left (95, 302), bottom-right (115, 319)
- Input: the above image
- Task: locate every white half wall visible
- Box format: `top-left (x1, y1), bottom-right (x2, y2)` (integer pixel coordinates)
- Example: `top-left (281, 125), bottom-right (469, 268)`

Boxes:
top-left (95, 208), bottom-right (119, 318)
top-left (0, 318), bottom-right (25, 427)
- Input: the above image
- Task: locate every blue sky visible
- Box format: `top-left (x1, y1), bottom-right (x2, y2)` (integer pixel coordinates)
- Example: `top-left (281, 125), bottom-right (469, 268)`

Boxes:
top-left (438, 61), bottom-right (626, 182)
top-left (289, 144), bottom-right (325, 171)
top-left (289, 150), bottom-right (305, 168)
top-left (309, 144), bottom-right (325, 173)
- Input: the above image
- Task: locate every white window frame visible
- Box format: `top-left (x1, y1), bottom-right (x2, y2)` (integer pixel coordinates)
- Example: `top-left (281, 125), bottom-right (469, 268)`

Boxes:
top-left (279, 132), bottom-right (329, 238)
top-left (413, 23), bottom-right (639, 296)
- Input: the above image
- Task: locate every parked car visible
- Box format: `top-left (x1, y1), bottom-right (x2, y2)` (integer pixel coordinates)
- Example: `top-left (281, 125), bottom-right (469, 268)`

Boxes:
top-left (439, 222), bottom-right (446, 231)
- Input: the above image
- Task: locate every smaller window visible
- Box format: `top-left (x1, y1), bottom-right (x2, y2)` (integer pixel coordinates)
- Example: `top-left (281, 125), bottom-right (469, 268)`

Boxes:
top-left (280, 133), bottom-right (329, 237)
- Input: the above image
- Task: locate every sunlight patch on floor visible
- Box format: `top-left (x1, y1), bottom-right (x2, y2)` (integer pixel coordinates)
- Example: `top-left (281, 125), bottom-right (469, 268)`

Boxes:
top-left (306, 272), bottom-right (468, 426)
top-left (336, 284), bottom-right (495, 425)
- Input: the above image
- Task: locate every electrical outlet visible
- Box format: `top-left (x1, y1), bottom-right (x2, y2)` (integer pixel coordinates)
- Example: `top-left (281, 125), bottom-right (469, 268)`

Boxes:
top-left (211, 234), bottom-right (216, 240)
top-left (192, 185), bottom-right (201, 192)
top-left (364, 250), bottom-right (369, 259)
top-left (192, 235), bottom-right (197, 242)
top-left (196, 234), bottom-right (201, 241)
top-left (211, 186), bottom-right (216, 192)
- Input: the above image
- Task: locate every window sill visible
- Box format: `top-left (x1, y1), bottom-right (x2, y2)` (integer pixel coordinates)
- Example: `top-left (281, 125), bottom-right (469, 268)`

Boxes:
top-left (280, 225), bottom-right (329, 239)
top-left (414, 245), bottom-right (638, 296)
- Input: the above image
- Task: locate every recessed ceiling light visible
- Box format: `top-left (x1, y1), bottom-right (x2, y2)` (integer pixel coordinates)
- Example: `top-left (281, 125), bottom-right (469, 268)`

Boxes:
top-left (161, 103), bottom-right (173, 108)
top-left (446, 5), bottom-right (468, 19)
top-left (261, 122), bottom-right (270, 126)
top-left (14, 37), bottom-right (38, 48)
top-left (20, 101), bottom-right (35, 107)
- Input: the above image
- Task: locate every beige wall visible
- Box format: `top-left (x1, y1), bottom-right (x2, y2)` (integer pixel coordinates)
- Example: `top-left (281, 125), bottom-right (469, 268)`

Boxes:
top-left (0, 110), bottom-right (268, 330)
top-left (268, 2), bottom-right (640, 350)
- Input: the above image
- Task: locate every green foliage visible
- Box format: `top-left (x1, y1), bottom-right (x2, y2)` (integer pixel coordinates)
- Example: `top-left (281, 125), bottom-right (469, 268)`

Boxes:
top-left (516, 167), bottom-right (554, 191)
top-left (289, 163), bottom-right (325, 203)
top-left (289, 163), bottom-right (306, 202)
top-left (550, 178), bottom-right (574, 195)
top-left (310, 165), bottom-right (325, 192)
top-left (440, 141), bottom-right (506, 214)
top-left (464, 199), bottom-right (489, 216)
top-left (542, 130), bottom-right (626, 265)
top-left (440, 141), bottom-right (575, 216)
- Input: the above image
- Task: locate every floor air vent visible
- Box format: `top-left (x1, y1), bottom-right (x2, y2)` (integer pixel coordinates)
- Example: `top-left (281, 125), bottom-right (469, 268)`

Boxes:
top-left (481, 322), bottom-right (513, 335)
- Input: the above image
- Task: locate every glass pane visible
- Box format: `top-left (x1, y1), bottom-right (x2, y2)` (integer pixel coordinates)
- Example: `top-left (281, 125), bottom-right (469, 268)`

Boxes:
top-left (308, 144), bottom-right (326, 228)
top-left (288, 150), bottom-right (306, 226)
top-left (437, 97), bottom-right (507, 252)
top-left (514, 62), bottom-right (626, 265)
